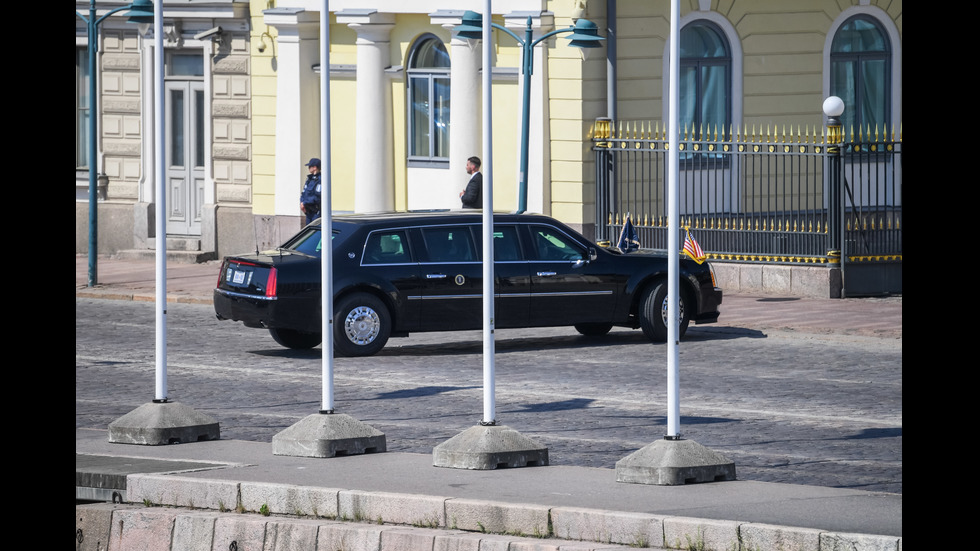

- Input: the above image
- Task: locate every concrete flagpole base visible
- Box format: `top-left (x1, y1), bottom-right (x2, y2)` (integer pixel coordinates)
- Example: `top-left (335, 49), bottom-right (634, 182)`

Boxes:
top-left (108, 401), bottom-right (220, 445)
top-left (272, 413), bottom-right (386, 458)
top-left (433, 425), bottom-right (549, 469)
top-left (615, 438), bottom-right (736, 485)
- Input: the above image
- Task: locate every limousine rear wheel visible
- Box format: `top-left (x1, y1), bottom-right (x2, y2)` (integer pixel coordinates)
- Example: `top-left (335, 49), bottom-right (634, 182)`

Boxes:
top-left (269, 328), bottom-right (322, 350)
top-left (639, 282), bottom-right (689, 342)
top-left (335, 292), bottom-right (391, 357)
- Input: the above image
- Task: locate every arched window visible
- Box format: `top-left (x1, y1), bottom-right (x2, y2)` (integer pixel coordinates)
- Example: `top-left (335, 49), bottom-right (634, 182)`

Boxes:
top-left (680, 21), bottom-right (731, 136)
top-left (407, 36), bottom-right (450, 164)
top-left (830, 15), bottom-right (891, 132)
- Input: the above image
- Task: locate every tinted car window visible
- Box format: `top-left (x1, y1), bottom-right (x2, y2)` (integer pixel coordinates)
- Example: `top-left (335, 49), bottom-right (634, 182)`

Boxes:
top-left (363, 230), bottom-right (411, 264)
top-left (530, 225), bottom-right (583, 261)
top-left (493, 226), bottom-right (522, 261)
top-left (423, 226), bottom-right (476, 262)
top-left (281, 227), bottom-right (338, 255)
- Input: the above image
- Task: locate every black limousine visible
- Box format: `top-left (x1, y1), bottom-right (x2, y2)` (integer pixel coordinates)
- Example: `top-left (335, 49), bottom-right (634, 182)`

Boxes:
top-left (213, 212), bottom-right (722, 356)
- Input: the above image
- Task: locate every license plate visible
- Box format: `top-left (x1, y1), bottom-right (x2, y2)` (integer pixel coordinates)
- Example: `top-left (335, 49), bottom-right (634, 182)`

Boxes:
top-left (226, 266), bottom-right (253, 287)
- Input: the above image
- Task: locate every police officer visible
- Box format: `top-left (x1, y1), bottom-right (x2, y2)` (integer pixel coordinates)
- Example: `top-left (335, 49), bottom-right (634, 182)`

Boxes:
top-left (300, 158), bottom-right (322, 224)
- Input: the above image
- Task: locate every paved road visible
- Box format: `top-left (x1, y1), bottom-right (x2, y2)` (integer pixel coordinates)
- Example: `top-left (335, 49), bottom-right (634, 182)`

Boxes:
top-left (76, 297), bottom-right (902, 494)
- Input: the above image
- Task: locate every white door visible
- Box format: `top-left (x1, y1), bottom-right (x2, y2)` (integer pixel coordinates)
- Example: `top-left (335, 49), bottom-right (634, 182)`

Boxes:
top-left (165, 80), bottom-right (205, 236)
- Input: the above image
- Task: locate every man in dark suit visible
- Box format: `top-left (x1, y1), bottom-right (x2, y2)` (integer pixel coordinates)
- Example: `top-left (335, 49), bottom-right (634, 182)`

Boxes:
top-left (459, 156), bottom-right (482, 209)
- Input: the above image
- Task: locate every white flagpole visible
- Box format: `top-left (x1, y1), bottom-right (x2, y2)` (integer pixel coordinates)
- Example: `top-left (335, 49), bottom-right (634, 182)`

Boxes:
top-left (321, 0), bottom-right (335, 413)
top-left (154, 0), bottom-right (167, 403)
top-left (481, 0), bottom-right (496, 425)
top-left (666, 0), bottom-right (680, 438)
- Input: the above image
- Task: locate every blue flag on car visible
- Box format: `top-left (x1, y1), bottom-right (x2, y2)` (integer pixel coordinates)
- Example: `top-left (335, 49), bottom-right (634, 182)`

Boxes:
top-left (617, 216), bottom-right (640, 253)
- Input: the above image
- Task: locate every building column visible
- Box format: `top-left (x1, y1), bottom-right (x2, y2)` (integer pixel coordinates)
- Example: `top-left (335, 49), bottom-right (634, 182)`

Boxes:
top-left (432, 11), bottom-right (482, 203)
top-left (136, 36), bottom-right (157, 249)
top-left (265, 8), bottom-right (321, 219)
top-left (338, 10), bottom-right (395, 213)
top-left (505, 12), bottom-right (553, 215)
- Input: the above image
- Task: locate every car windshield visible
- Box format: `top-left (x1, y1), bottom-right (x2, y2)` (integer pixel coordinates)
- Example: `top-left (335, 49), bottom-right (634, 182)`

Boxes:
top-left (280, 227), bottom-right (343, 255)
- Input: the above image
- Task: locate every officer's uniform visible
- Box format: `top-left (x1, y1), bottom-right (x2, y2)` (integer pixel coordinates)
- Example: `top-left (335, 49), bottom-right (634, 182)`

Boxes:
top-left (301, 158), bottom-right (322, 224)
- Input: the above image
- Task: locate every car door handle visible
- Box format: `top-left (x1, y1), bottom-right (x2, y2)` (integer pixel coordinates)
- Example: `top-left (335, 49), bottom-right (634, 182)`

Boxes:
top-left (536, 271), bottom-right (557, 277)
top-left (426, 273), bottom-right (447, 279)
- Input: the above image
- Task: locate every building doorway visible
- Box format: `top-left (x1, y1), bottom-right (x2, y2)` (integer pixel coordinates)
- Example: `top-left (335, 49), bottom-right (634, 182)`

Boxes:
top-left (164, 52), bottom-right (206, 236)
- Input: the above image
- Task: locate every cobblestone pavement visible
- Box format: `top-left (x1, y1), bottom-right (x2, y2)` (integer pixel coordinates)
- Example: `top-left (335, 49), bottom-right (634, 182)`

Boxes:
top-left (76, 297), bottom-right (901, 494)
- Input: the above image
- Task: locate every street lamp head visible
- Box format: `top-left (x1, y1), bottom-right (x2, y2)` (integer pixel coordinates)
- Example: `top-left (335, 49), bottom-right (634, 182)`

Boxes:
top-left (126, 0), bottom-right (155, 26)
top-left (565, 19), bottom-right (604, 49)
top-left (823, 96), bottom-right (845, 118)
top-left (455, 10), bottom-right (484, 41)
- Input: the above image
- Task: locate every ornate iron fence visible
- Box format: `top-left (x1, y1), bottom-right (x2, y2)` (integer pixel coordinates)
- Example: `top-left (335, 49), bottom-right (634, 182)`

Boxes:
top-left (592, 119), bottom-right (902, 288)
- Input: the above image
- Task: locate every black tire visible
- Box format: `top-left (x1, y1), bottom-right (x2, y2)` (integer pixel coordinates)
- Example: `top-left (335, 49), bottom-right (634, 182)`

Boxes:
top-left (334, 292), bottom-right (391, 357)
top-left (574, 323), bottom-right (613, 337)
top-left (269, 327), bottom-right (322, 349)
top-left (639, 282), bottom-right (690, 342)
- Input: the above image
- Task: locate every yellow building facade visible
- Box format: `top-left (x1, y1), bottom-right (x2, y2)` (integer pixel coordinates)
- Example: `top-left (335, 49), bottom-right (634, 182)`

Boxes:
top-left (76, 0), bottom-right (900, 258)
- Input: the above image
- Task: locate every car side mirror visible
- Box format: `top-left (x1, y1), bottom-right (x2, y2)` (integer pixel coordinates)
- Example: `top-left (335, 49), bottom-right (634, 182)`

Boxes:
top-left (573, 248), bottom-right (597, 267)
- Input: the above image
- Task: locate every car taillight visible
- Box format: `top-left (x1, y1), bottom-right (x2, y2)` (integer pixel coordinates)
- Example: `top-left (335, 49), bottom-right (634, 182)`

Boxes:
top-left (216, 261), bottom-right (226, 289)
top-left (265, 267), bottom-right (278, 297)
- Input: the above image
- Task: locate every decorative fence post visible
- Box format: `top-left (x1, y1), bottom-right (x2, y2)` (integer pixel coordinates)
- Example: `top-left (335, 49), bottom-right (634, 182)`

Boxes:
top-left (823, 97), bottom-right (845, 296)
top-left (594, 117), bottom-right (614, 244)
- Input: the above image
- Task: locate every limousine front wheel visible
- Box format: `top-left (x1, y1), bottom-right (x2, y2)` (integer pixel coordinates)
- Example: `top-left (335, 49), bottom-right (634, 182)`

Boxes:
top-left (335, 292), bottom-right (391, 357)
top-left (639, 282), bottom-right (689, 342)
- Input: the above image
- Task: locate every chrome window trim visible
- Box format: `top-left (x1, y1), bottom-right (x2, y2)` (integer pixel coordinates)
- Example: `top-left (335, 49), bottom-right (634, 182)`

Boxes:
top-left (358, 220), bottom-right (590, 266)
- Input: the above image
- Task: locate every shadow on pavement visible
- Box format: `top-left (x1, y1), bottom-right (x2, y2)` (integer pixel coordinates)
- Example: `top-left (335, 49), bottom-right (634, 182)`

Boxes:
top-left (237, 326), bottom-right (768, 358)
top-left (247, 348), bottom-right (322, 358)
top-left (375, 385), bottom-right (479, 400)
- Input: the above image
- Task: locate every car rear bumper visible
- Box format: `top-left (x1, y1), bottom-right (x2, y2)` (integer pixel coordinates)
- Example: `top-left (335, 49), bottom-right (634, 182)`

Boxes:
top-left (214, 288), bottom-right (322, 332)
top-left (214, 289), bottom-right (275, 328)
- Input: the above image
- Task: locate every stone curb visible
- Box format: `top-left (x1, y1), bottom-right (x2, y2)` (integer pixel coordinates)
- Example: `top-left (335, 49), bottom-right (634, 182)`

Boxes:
top-left (117, 474), bottom-right (902, 551)
top-left (76, 288), bottom-right (213, 305)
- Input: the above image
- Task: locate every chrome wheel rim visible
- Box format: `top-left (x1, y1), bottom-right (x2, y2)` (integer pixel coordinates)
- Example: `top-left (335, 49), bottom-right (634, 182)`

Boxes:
top-left (344, 306), bottom-right (380, 345)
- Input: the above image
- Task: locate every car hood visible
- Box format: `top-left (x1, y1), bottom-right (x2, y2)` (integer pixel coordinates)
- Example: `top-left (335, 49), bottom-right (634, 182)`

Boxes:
top-left (603, 247), bottom-right (670, 258)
